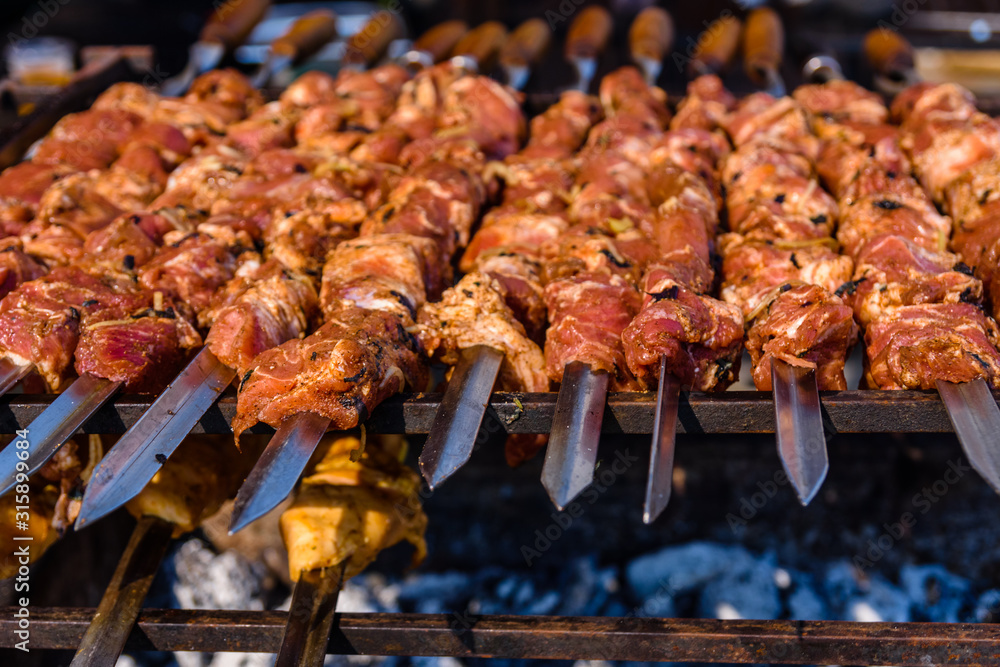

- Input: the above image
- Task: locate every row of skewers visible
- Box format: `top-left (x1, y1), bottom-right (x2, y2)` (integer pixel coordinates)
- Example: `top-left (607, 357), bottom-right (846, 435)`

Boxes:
top-left (2, 3), bottom-right (1000, 664)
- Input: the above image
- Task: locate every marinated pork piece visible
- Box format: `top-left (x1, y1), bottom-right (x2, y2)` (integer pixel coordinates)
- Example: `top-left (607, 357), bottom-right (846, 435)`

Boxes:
top-left (83, 212), bottom-right (187, 274)
top-left (520, 90), bottom-right (603, 160)
top-left (905, 112), bottom-right (1000, 199)
top-left (151, 143), bottom-right (251, 214)
top-left (542, 226), bottom-right (652, 285)
top-left (649, 129), bottom-right (731, 207)
top-left (92, 146), bottom-right (170, 211)
top-left (74, 297), bottom-right (202, 392)
top-left (0, 266), bottom-right (162, 390)
top-left (224, 101), bottom-right (298, 157)
top-left (459, 213), bottom-right (567, 271)
top-left (360, 162), bottom-right (485, 258)
top-left (418, 273), bottom-right (548, 393)
top-left (723, 93), bottom-right (818, 160)
top-left (951, 211), bottom-right (1000, 322)
top-left (0, 249), bottom-right (47, 300)
top-left (792, 80), bottom-right (889, 127)
top-left (865, 303), bottom-right (1000, 389)
top-left (815, 124), bottom-right (914, 202)
top-left (846, 234), bottom-right (982, 327)
top-left (543, 271), bottom-right (643, 389)
top-left (733, 207), bottom-right (832, 243)
top-left (943, 156), bottom-right (1000, 224)
top-left (280, 435), bottom-right (427, 581)
top-left (320, 234), bottom-right (448, 321)
top-left (837, 194), bottom-right (951, 258)
top-left (598, 66), bottom-right (671, 128)
top-left (725, 163), bottom-right (838, 231)
top-left (0, 162), bottom-right (77, 225)
top-left (488, 158), bottom-right (575, 216)
top-left (473, 251), bottom-right (548, 344)
top-left (203, 262), bottom-right (319, 375)
top-left (233, 306), bottom-right (427, 443)
top-left (719, 234), bottom-right (854, 317)
top-left (891, 82), bottom-right (977, 129)
top-left (746, 284), bottom-right (858, 391)
top-left (622, 274), bottom-right (743, 391)
top-left (34, 172), bottom-right (123, 239)
top-left (670, 74), bottom-right (736, 132)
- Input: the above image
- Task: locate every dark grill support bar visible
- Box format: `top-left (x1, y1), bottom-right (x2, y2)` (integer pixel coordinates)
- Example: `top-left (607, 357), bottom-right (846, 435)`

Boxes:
top-left (1, 609), bottom-right (997, 665)
top-left (0, 390), bottom-right (979, 434)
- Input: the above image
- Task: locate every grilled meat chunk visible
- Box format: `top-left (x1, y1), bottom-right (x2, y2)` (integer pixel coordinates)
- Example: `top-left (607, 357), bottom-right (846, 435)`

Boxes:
top-left (865, 303), bottom-right (1000, 389)
top-left (746, 284), bottom-right (858, 391)
top-left (233, 306), bottom-right (427, 442)
top-left (419, 273), bottom-right (548, 392)
top-left (837, 193), bottom-right (951, 258)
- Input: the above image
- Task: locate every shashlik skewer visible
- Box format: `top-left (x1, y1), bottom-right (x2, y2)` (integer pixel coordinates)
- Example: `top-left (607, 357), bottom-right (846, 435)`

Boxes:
top-left (866, 63), bottom-right (1000, 493)
top-left (743, 7), bottom-right (786, 98)
top-left (229, 58), bottom-right (522, 533)
top-left (418, 86), bottom-right (601, 489)
top-left (251, 10), bottom-right (339, 88)
top-left (161, 0), bottom-right (272, 96)
top-left (629, 7), bottom-right (673, 86)
top-left (75, 65), bottom-right (420, 527)
top-left (566, 6), bottom-right (613, 93)
top-left (500, 18), bottom-right (552, 91)
top-left (722, 13), bottom-right (841, 506)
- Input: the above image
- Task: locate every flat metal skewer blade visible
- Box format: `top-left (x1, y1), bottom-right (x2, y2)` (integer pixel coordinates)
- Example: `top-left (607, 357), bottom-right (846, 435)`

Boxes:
top-left (772, 359), bottom-right (828, 506)
top-left (419, 345), bottom-right (503, 490)
top-left (0, 358), bottom-right (30, 396)
top-left (644, 360), bottom-right (680, 524)
top-left (0, 374), bottom-right (121, 496)
top-left (160, 42), bottom-right (224, 96)
top-left (277, 563), bottom-right (347, 667)
top-left (75, 348), bottom-right (237, 529)
top-left (937, 378), bottom-right (1000, 495)
top-left (541, 362), bottom-right (609, 510)
top-left (69, 515), bottom-right (174, 666)
top-left (636, 56), bottom-right (662, 86)
top-left (230, 411), bottom-right (332, 534)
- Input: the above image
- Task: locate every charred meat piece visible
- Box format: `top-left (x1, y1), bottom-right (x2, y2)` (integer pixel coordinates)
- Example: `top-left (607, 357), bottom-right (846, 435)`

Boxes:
top-left (746, 284), bottom-right (858, 391)
top-left (623, 274), bottom-right (743, 391)
top-left (865, 303), bottom-right (1000, 390)
top-left (847, 235), bottom-right (982, 327)
top-left (233, 306), bottom-right (427, 443)
top-left (419, 273), bottom-right (548, 393)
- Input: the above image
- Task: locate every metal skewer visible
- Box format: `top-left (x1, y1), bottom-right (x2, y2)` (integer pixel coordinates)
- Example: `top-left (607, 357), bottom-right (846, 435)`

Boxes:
top-left (75, 348), bottom-right (236, 528)
top-left (251, 9), bottom-right (339, 88)
top-left (0, 358), bottom-right (31, 396)
top-left (500, 18), bottom-right (552, 91)
top-left (565, 6), bottom-right (613, 93)
top-left (937, 378), bottom-right (1000, 494)
top-left (644, 359), bottom-right (680, 523)
top-left (772, 359), bottom-right (828, 505)
top-left (419, 345), bottom-right (503, 489)
top-left (400, 20), bottom-right (469, 70)
top-left (69, 515), bottom-right (174, 666)
top-left (743, 7), bottom-right (786, 98)
top-left (541, 361), bottom-right (609, 510)
top-left (229, 411), bottom-right (332, 534)
top-left (277, 563), bottom-right (347, 667)
top-left (629, 7), bottom-right (673, 86)
top-left (161, 0), bottom-right (272, 96)
top-left (0, 374), bottom-right (121, 496)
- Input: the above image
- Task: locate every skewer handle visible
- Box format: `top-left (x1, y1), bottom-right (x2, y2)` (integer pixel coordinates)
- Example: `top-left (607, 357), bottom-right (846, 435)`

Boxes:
top-left (271, 10), bottom-right (338, 64)
top-left (566, 6), bottom-right (614, 61)
top-left (863, 28), bottom-right (915, 82)
top-left (689, 15), bottom-right (742, 77)
top-left (452, 21), bottom-right (508, 72)
top-left (413, 20), bottom-right (469, 65)
top-left (276, 565), bottom-right (346, 667)
top-left (200, 0), bottom-right (272, 51)
top-left (343, 10), bottom-right (403, 68)
top-left (501, 18), bottom-right (553, 68)
top-left (69, 516), bottom-right (174, 666)
top-left (629, 7), bottom-right (674, 67)
top-left (743, 7), bottom-right (784, 87)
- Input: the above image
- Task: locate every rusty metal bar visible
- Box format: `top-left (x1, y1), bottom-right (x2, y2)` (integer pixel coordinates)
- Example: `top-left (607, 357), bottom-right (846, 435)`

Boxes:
top-left (1, 609), bottom-right (998, 664)
top-left (0, 389), bottom-right (973, 435)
